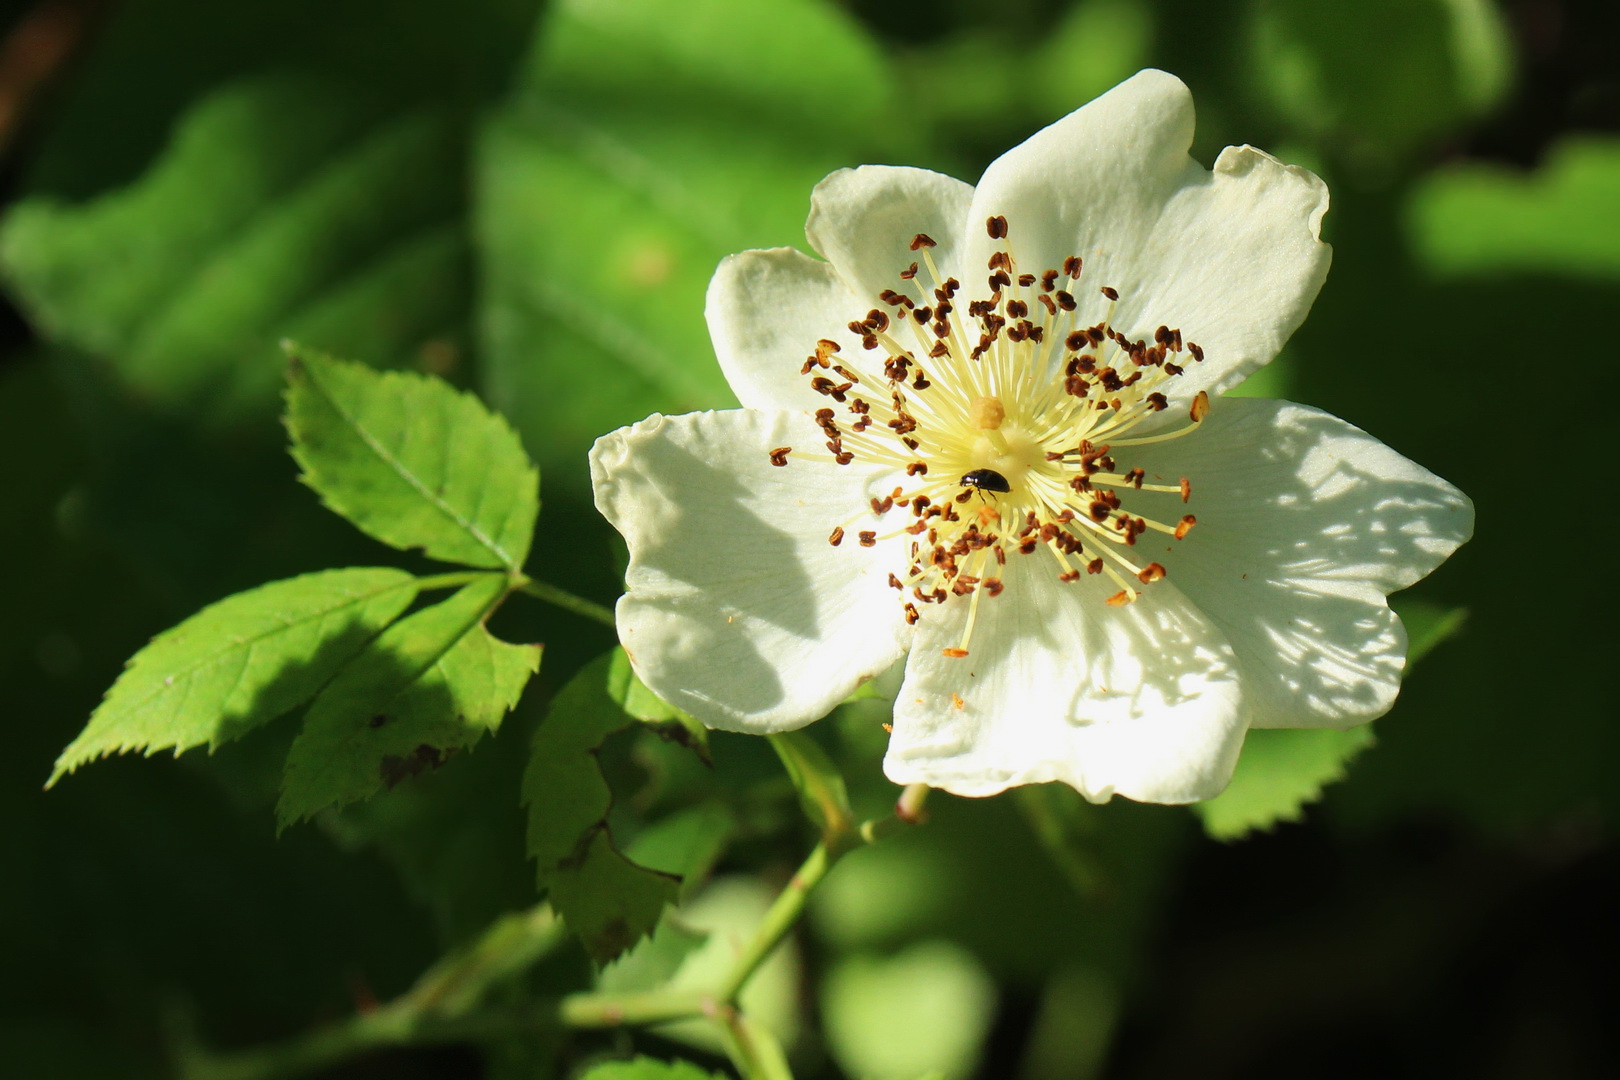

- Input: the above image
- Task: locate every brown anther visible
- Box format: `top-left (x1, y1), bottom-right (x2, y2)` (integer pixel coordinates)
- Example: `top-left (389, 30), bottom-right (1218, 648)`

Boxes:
top-left (1063, 256), bottom-right (1083, 279)
top-left (988, 270), bottom-right (1011, 290)
top-left (1105, 590), bottom-right (1134, 606)
top-left (1188, 342), bottom-right (1204, 362)
top-left (1037, 293), bottom-right (1057, 315)
top-left (1006, 299), bottom-right (1028, 319)
top-left (871, 496), bottom-right (894, 515)
top-left (1179, 477), bottom-right (1191, 502)
top-left (1100, 285), bottom-right (1120, 301)
top-left (1146, 392), bottom-right (1169, 411)
top-left (858, 531), bottom-right (877, 547)
top-left (1086, 558), bottom-right (1104, 575)
top-left (1018, 273), bottom-right (1036, 287)
top-left (1124, 467), bottom-right (1145, 489)
top-left (1137, 562), bottom-right (1166, 584)
top-left (942, 647), bottom-right (970, 658)
top-left (984, 578), bottom-right (1003, 597)
top-left (986, 215), bottom-right (1009, 239)
top-left (900, 262), bottom-right (919, 280)
top-left (1190, 390), bottom-right (1210, 422)
top-left (828, 526), bottom-right (844, 546)
top-left (888, 573), bottom-right (903, 590)
top-left (1174, 515), bottom-right (1197, 539)
top-left (988, 251), bottom-right (1012, 272)
top-left (1059, 570), bottom-right (1080, 583)
top-left (910, 233), bottom-right (937, 250)
top-left (1018, 537), bottom-right (1039, 554)
top-left (906, 461), bottom-right (928, 476)
top-left (904, 603), bottom-right (920, 625)
top-left (768, 447), bottom-right (791, 467)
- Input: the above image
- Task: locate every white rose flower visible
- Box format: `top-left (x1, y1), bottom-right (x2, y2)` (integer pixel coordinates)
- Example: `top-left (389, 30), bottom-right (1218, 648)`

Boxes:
top-left (589, 70), bottom-right (1473, 804)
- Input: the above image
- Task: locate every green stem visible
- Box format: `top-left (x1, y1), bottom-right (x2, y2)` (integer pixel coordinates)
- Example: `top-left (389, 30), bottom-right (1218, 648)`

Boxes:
top-left (175, 905), bottom-right (566, 1080)
top-left (719, 1007), bottom-right (795, 1080)
top-left (513, 576), bottom-right (617, 628)
top-left (718, 782), bottom-right (929, 1005)
top-left (718, 841), bottom-right (831, 1005)
top-left (557, 989), bottom-right (709, 1028)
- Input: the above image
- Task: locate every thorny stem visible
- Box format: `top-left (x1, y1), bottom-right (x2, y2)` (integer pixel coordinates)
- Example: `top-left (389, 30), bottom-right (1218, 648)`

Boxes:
top-left (513, 575), bottom-right (617, 628)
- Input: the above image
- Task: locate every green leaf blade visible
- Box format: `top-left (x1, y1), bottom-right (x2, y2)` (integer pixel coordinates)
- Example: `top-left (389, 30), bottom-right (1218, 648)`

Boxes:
top-left (285, 347), bottom-right (540, 570)
top-left (277, 574), bottom-right (539, 826)
top-left (579, 1056), bottom-right (727, 1080)
top-left (49, 567), bottom-right (419, 786)
top-left (0, 74), bottom-right (471, 419)
top-left (524, 650), bottom-right (690, 962)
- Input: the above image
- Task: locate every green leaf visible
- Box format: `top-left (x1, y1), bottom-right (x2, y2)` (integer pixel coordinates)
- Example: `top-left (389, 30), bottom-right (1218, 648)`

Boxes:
top-left (1194, 595), bottom-right (1471, 840)
top-left (278, 574), bottom-right (539, 826)
top-left (284, 346), bottom-right (539, 570)
top-left (1246, 0), bottom-right (1513, 166)
top-left (476, 0), bottom-right (899, 485)
top-left (1194, 726), bottom-right (1378, 841)
top-left (820, 942), bottom-right (996, 1080)
top-left (607, 647), bottom-right (710, 762)
top-left (549, 829), bottom-right (680, 966)
top-left (596, 916), bottom-right (710, 995)
top-left (624, 803), bottom-right (736, 900)
top-left (0, 74), bottom-right (471, 420)
top-left (49, 567), bottom-right (418, 786)
top-left (578, 1056), bottom-right (726, 1080)
top-left (769, 729), bottom-right (853, 841)
top-left (1407, 138), bottom-right (1620, 281)
top-left (524, 651), bottom-right (684, 961)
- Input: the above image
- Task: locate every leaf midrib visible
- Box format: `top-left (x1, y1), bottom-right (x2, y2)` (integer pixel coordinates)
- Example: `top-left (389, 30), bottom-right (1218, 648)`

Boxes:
top-left (304, 361), bottom-right (516, 569)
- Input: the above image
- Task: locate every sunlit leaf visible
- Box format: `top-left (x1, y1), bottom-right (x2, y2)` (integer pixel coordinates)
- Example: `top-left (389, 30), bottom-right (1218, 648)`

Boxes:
top-left (476, 0), bottom-right (898, 486)
top-left (285, 346), bottom-right (539, 570)
top-left (278, 574), bottom-right (538, 826)
top-left (0, 75), bottom-right (469, 420)
top-left (821, 941), bottom-right (996, 1080)
top-left (578, 1056), bottom-right (726, 1080)
top-left (1407, 138), bottom-right (1620, 281)
top-left (49, 568), bottom-right (418, 786)
top-left (1195, 596), bottom-right (1469, 840)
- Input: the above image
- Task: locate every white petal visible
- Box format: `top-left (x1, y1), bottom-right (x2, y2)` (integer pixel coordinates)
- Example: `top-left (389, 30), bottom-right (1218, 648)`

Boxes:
top-left (964, 69), bottom-right (1330, 397)
top-left (883, 559), bottom-right (1245, 804)
top-left (706, 248), bottom-right (866, 412)
top-left (805, 165), bottom-right (976, 303)
top-left (591, 409), bottom-right (911, 733)
top-left (1125, 398), bottom-right (1474, 729)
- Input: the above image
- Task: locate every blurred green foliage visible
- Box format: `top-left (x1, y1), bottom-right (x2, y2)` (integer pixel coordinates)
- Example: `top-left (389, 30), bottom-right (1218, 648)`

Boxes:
top-left (3, 0), bottom-right (1617, 1077)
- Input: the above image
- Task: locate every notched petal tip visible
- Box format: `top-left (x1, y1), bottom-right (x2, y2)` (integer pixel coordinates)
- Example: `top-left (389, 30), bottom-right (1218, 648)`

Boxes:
top-left (1214, 144), bottom-right (1333, 246)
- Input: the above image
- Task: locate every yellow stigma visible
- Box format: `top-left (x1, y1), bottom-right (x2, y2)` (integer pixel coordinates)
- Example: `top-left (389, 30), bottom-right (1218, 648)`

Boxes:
top-left (970, 395), bottom-right (1005, 430)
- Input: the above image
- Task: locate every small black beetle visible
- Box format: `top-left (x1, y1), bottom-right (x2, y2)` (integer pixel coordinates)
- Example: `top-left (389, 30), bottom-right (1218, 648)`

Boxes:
top-left (958, 468), bottom-right (1011, 493)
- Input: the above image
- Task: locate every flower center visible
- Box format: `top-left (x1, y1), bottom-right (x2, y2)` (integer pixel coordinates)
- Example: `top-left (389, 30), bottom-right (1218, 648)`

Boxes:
top-left (766, 215), bottom-right (1209, 656)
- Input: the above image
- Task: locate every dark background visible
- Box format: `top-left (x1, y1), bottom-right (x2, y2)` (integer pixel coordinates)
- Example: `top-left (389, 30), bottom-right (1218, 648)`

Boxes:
top-left (2, 1), bottom-right (1617, 1077)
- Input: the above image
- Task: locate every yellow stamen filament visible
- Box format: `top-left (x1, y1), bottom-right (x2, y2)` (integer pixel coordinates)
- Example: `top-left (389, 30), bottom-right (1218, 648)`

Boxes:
top-left (775, 217), bottom-right (1212, 636)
